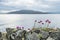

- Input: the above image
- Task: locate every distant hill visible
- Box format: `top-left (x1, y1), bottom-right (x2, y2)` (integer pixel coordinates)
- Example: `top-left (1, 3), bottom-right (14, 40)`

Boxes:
top-left (49, 12), bottom-right (60, 14)
top-left (8, 10), bottom-right (48, 14)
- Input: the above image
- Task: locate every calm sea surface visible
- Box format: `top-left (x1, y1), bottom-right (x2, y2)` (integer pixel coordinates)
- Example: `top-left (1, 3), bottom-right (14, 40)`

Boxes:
top-left (0, 14), bottom-right (60, 32)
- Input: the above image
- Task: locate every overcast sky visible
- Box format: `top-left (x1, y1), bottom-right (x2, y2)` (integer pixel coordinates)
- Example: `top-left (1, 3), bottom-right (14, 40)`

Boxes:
top-left (0, 0), bottom-right (60, 13)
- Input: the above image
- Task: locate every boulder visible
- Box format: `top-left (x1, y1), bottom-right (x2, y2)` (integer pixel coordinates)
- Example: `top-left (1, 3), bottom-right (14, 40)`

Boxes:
top-left (49, 32), bottom-right (60, 40)
top-left (26, 32), bottom-right (40, 40)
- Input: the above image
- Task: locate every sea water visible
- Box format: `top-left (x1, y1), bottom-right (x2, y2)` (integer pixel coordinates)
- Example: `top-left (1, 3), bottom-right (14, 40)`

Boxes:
top-left (0, 14), bottom-right (60, 32)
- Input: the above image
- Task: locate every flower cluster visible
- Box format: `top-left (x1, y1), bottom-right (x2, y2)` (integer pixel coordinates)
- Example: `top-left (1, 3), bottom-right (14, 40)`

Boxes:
top-left (16, 26), bottom-right (24, 30)
top-left (34, 19), bottom-right (51, 28)
top-left (45, 19), bottom-right (51, 24)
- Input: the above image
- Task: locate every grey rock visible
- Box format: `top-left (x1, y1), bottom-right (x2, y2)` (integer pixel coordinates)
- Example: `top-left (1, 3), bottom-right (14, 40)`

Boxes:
top-left (26, 32), bottom-right (40, 40)
top-left (49, 32), bottom-right (60, 40)
top-left (40, 31), bottom-right (49, 38)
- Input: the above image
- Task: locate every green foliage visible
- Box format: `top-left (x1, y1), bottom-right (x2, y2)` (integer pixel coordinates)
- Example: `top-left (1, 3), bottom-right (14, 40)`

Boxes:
top-left (41, 28), bottom-right (50, 32)
top-left (38, 33), bottom-right (42, 38)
